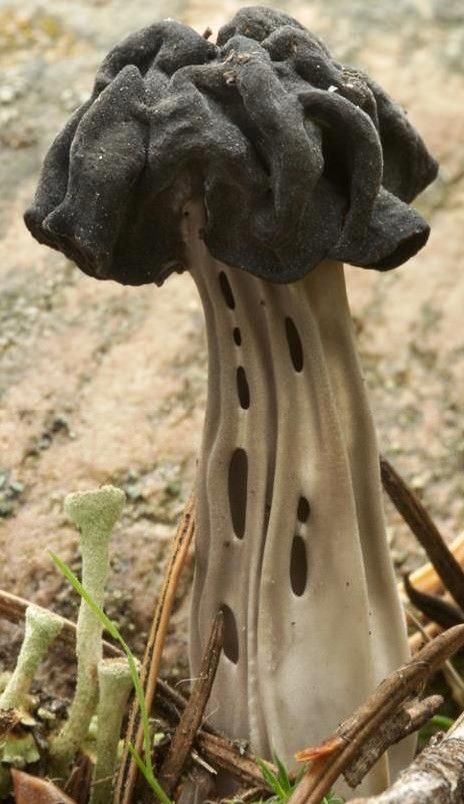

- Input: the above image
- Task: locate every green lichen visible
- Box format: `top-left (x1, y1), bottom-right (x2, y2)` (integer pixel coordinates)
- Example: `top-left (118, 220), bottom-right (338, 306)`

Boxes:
top-left (90, 658), bottom-right (134, 804)
top-left (1, 733), bottom-right (40, 768)
top-left (0, 604), bottom-right (62, 712)
top-left (49, 485), bottom-right (125, 778)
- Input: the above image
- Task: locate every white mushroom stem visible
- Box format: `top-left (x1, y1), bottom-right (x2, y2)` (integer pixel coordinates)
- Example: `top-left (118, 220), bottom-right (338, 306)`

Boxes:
top-left (90, 658), bottom-right (134, 804)
top-left (183, 203), bottom-right (412, 796)
top-left (50, 485), bottom-right (125, 776)
top-left (0, 604), bottom-right (62, 712)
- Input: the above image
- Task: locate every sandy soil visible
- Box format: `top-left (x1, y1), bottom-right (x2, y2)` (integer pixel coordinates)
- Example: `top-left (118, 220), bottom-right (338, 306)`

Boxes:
top-left (0, 0), bottom-right (463, 678)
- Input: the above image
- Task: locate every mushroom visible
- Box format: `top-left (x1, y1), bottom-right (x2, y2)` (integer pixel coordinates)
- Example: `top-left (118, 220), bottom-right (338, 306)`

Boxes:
top-left (24, 7), bottom-right (438, 797)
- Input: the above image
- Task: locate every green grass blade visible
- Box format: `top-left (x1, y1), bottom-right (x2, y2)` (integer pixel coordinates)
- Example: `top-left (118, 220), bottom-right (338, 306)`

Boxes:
top-left (272, 751), bottom-right (292, 795)
top-left (257, 758), bottom-right (288, 800)
top-left (256, 758), bottom-right (280, 793)
top-left (128, 743), bottom-right (172, 804)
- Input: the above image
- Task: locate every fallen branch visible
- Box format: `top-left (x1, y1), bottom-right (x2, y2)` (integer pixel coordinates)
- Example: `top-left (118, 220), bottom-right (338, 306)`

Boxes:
top-left (380, 456), bottom-right (464, 612)
top-left (347, 707), bottom-right (464, 803)
top-left (196, 731), bottom-right (269, 790)
top-left (114, 495), bottom-right (196, 804)
top-left (289, 625), bottom-right (464, 804)
top-left (152, 687), bottom-right (273, 790)
top-left (406, 607), bottom-right (464, 710)
top-left (158, 610), bottom-right (224, 796)
top-left (344, 695), bottom-right (443, 788)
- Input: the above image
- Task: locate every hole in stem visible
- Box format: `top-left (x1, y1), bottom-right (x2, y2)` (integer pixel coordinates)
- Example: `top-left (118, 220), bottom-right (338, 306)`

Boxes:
top-left (285, 317), bottom-right (304, 372)
top-left (228, 448), bottom-right (248, 539)
top-left (297, 496), bottom-right (311, 523)
top-left (236, 366), bottom-right (250, 409)
top-left (233, 327), bottom-right (242, 346)
top-left (219, 271), bottom-right (235, 310)
top-left (290, 535), bottom-right (307, 596)
top-left (220, 604), bottom-right (239, 663)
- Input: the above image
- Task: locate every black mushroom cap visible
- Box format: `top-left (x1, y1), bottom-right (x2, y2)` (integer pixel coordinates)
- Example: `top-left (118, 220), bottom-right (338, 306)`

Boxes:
top-left (24, 6), bottom-right (438, 286)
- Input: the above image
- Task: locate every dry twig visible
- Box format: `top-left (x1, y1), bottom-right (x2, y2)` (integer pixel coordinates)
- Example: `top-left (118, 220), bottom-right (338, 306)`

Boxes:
top-left (196, 731), bottom-right (269, 790)
top-left (404, 573), bottom-right (464, 630)
top-left (158, 610), bottom-right (224, 796)
top-left (288, 625), bottom-right (464, 804)
top-left (380, 456), bottom-right (464, 612)
top-left (347, 707), bottom-right (464, 803)
top-left (344, 695), bottom-right (443, 788)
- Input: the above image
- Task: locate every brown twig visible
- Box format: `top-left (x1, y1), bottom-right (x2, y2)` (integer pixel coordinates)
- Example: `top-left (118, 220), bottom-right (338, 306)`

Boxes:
top-left (405, 606), bottom-right (464, 709)
top-left (114, 496), bottom-right (195, 804)
top-left (347, 707), bottom-right (464, 803)
top-left (344, 694), bottom-right (443, 788)
top-left (288, 625), bottom-right (464, 804)
top-left (404, 573), bottom-right (464, 630)
top-left (158, 610), bottom-right (224, 795)
top-left (196, 731), bottom-right (270, 790)
top-left (380, 456), bottom-right (464, 612)
top-left (152, 694), bottom-right (273, 789)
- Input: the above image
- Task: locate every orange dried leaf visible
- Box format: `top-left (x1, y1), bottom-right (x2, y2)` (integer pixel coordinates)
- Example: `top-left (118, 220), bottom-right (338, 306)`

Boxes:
top-left (295, 734), bottom-right (344, 762)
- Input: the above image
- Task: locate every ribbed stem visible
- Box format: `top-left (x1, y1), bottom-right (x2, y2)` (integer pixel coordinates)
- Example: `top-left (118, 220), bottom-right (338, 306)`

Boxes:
top-left (183, 202), bottom-right (411, 796)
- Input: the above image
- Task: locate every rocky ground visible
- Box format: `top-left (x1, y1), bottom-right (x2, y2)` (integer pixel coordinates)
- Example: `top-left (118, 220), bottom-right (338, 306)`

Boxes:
top-left (0, 0), bottom-right (463, 685)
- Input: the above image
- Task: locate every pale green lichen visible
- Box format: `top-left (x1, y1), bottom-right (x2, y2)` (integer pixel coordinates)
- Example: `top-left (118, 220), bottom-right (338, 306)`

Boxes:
top-left (50, 485), bottom-right (125, 777)
top-left (0, 605), bottom-right (62, 794)
top-left (1, 733), bottom-right (40, 768)
top-left (90, 658), bottom-right (134, 804)
top-left (0, 604), bottom-right (62, 712)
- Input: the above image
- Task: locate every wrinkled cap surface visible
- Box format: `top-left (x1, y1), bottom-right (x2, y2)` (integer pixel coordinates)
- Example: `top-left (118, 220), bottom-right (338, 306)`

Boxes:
top-left (25, 6), bottom-right (438, 285)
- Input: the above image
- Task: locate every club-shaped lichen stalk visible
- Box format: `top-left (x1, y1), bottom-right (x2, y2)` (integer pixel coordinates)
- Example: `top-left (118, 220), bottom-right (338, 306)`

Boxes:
top-left (90, 658), bottom-right (134, 804)
top-left (50, 485), bottom-right (125, 776)
top-left (25, 7), bottom-right (438, 797)
top-left (0, 604), bottom-right (63, 713)
top-left (0, 605), bottom-right (62, 790)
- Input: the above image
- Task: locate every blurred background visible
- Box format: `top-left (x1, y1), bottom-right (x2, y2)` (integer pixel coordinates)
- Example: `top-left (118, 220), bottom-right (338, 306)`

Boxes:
top-left (0, 0), bottom-right (463, 676)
